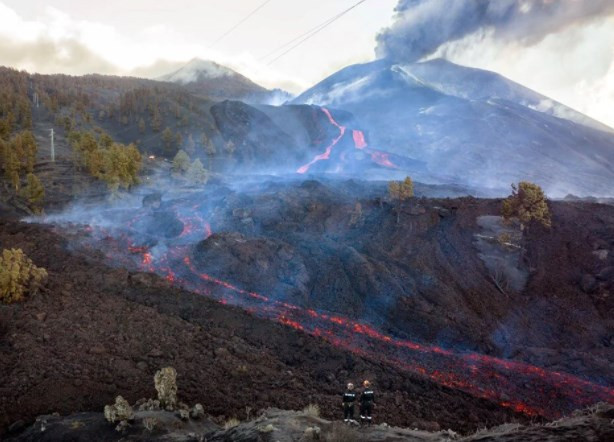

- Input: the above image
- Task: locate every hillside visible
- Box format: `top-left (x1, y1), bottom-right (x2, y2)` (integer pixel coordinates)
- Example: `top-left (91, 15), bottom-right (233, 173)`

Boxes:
top-left (158, 58), bottom-right (288, 103)
top-left (0, 216), bottom-right (524, 436)
top-left (293, 59), bottom-right (614, 197)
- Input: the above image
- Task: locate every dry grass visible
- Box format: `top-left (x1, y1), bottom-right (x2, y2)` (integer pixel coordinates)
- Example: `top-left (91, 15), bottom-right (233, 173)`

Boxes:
top-left (142, 417), bottom-right (159, 432)
top-left (224, 417), bottom-right (240, 430)
top-left (302, 404), bottom-right (320, 417)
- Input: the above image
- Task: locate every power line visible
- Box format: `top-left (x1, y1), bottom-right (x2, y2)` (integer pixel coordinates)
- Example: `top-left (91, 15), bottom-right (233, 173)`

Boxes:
top-left (264, 0), bottom-right (370, 65)
top-left (259, 12), bottom-right (342, 61)
top-left (210, 0), bottom-right (274, 48)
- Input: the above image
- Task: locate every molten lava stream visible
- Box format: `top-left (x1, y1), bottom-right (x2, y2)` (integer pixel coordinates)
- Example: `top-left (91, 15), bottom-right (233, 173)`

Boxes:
top-left (297, 108), bottom-right (346, 174)
top-left (76, 219), bottom-right (614, 420)
top-left (352, 130), bottom-right (367, 149)
top-left (175, 254), bottom-right (614, 419)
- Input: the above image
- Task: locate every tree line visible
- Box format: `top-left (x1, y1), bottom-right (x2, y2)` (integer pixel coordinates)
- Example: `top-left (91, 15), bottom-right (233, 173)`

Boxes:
top-left (68, 130), bottom-right (142, 194)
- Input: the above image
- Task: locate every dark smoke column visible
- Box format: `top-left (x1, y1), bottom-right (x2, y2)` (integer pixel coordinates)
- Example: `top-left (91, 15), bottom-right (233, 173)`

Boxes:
top-left (376, 0), bottom-right (614, 63)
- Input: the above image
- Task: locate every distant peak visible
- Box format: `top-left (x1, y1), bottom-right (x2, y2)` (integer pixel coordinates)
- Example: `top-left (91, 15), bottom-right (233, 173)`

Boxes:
top-left (161, 58), bottom-right (236, 84)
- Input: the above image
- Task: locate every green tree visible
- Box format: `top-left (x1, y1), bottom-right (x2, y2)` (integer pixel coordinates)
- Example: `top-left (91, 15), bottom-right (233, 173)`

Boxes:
top-left (502, 181), bottom-right (551, 229)
top-left (2, 142), bottom-right (21, 191)
top-left (172, 149), bottom-right (190, 174)
top-left (162, 127), bottom-right (175, 155)
top-left (388, 176), bottom-right (414, 224)
top-left (20, 130), bottom-right (37, 173)
top-left (20, 173), bottom-right (45, 213)
top-left (100, 143), bottom-right (142, 191)
top-left (138, 118), bottom-right (146, 134)
top-left (186, 158), bottom-right (208, 185)
top-left (99, 132), bottom-right (114, 149)
top-left (151, 109), bottom-right (161, 132)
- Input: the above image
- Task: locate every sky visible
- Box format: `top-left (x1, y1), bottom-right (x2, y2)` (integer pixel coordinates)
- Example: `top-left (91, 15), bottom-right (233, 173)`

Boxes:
top-left (0, 0), bottom-right (612, 127)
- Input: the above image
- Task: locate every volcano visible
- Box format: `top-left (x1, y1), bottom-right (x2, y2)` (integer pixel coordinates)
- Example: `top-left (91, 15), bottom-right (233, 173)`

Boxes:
top-left (293, 59), bottom-right (614, 197)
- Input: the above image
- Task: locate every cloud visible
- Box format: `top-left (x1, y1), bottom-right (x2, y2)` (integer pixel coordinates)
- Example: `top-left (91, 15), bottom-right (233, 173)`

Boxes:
top-left (0, 1), bottom-right (304, 91)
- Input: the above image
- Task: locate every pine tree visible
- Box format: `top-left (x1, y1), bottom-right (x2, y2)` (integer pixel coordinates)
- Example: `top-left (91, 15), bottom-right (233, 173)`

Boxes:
top-left (162, 127), bottom-right (175, 155)
top-left (186, 158), bottom-right (208, 185)
top-left (172, 150), bottom-right (190, 174)
top-left (502, 181), bottom-right (551, 229)
top-left (20, 130), bottom-right (37, 173)
top-left (151, 109), bottom-right (161, 132)
top-left (21, 173), bottom-right (45, 213)
top-left (138, 118), bottom-right (146, 134)
top-left (388, 176), bottom-right (414, 224)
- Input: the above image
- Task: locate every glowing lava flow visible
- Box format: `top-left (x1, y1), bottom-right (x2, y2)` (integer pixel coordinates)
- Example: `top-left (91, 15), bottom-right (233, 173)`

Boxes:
top-left (370, 151), bottom-right (397, 169)
top-left (298, 107), bottom-right (399, 173)
top-left (178, 253), bottom-right (614, 418)
top-left (66, 211), bottom-right (614, 420)
top-left (352, 130), bottom-right (367, 149)
top-left (297, 108), bottom-right (346, 174)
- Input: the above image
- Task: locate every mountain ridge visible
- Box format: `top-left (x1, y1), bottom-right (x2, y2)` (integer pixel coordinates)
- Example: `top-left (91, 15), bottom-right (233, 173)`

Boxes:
top-left (157, 57), bottom-right (274, 101)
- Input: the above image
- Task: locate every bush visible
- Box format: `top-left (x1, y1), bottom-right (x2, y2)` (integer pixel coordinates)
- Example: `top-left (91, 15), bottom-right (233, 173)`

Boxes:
top-left (502, 181), bottom-right (551, 229)
top-left (104, 396), bottom-right (134, 423)
top-left (302, 403), bottom-right (320, 417)
top-left (0, 248), bottom-right (47, 304)
top-left (224, 417), bottom-right (240, 430)
top-left (154, 366), bottom-right (178, 410)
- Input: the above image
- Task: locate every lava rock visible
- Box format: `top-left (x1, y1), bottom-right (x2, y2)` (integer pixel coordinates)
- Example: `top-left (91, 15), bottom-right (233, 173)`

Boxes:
top-left (596, 266), bottom-right (614, 281)
top-left (142, 193), bottom-right (162, 209)
top-left (580, 274), bottom-right (597, 293)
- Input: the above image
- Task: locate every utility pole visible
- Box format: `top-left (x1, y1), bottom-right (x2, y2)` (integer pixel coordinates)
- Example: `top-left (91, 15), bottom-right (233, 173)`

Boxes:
top-left (50, 128), bottom-right (55, 162)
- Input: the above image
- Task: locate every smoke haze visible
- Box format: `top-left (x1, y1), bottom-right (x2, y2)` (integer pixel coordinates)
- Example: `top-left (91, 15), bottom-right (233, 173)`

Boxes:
top-left (376, 0), bottom-right (614, 62)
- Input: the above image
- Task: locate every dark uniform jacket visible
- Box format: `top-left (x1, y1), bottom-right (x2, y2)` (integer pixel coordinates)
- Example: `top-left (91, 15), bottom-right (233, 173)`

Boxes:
top-left (360, 388), bottom-right (375, 404)
top-left (343, 390), bottom-right (357, 404)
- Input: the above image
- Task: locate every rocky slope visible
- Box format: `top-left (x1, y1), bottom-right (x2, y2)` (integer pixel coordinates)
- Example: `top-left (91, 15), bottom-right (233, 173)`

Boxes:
top-left (7, 404), bottom-right (614, 441)
top-left (0, 216), bottom-right (526, 437)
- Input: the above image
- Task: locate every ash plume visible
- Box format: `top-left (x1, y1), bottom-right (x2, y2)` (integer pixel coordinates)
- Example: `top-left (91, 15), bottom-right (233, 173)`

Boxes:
top-left (376, 0), bottom-right (614, 62)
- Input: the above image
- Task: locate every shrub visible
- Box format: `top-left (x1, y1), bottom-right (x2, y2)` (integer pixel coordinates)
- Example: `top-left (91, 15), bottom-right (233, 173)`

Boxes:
top-left (302, 403), bottom-right (320, 417)
top-left (502, 181), bottom-right (551, 229)
top-left (224, 417), bottom-right (240, 430)
top-left (104, 396), bottom-right (134, 423)
top-left (142, 417), bottom-right (158, 432)
top-left (154, 366), bottom-right (178, 410)
top-left (0, 248), bottom-right (47, 304)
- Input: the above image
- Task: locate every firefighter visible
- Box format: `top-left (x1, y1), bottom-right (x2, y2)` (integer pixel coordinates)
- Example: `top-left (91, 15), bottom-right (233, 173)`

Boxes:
top-left (342, 382), bottom-right (357, 423)
top-left (359, 380), bottom-right (375, 424)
